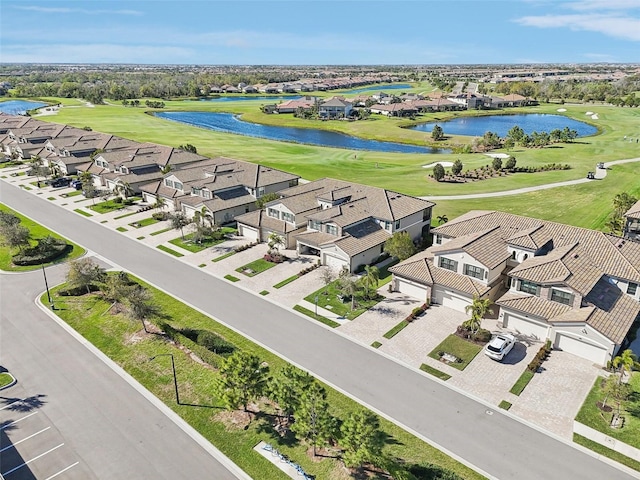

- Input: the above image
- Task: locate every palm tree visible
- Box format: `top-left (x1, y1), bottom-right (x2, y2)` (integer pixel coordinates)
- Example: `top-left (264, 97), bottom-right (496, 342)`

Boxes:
top-left (114, 181), bottom-right (133, 199)
top-left (153, 196), bottom-right (166, 212)
top-left (612, 349), bottom-right (637, 384)
top-left (463, 296), bottom-right (494, 335)
top-left (29, 155), bottom-right (43, 181)
top-left (360, 265), bottom-right (380, 299)
top-left (267, 232), bottom-right (285, 254)
top-left (170, 212), bottom-right (190, 240)
top-left (437, 215), bottom-right (448, 225)
top-left (194, 206), bottom-right (213, 228)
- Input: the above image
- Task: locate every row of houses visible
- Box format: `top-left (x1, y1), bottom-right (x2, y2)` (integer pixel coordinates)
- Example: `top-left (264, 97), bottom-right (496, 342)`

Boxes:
top-left (209, 75), bottom-right (397, 95)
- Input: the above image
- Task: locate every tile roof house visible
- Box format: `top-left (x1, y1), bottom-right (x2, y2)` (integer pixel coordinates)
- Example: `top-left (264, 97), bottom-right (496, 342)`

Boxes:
top-left (624, 199), bottom-right (640, 242)
top-left (235, 178), bottom-right (434, 272)
top-left (369, 103), bottom-right (418, 117)
top-left (389, 210), bottom-right (640, 365)
top-left (141, 157), bottom-right (300, 225)
top-left (318, 97), bottom-right (353, 119)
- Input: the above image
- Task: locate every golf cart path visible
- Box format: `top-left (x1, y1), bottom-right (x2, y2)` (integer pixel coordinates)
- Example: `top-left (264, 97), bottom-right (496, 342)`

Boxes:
top-left (421, 157), bottom-right (640, 200)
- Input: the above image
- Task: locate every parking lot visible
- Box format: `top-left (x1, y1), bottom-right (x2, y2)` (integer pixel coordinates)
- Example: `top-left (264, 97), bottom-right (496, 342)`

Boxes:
top-left (0, 383), bottom-right (93, 480)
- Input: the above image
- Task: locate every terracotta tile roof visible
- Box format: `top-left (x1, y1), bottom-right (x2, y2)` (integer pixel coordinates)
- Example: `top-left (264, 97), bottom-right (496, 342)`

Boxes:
top-left (295, 230), bottom-right (337, 247)
top-left (431, 227), bottom-right (510, 269)
top-left (506, 224), bottom-right (547, 250)
top-left (234, 209), bottom-right (300, 234)
top-left (334, 220), bottom-right (390, 256)
top-left (584, 278), bottom-right (640, 343)
top-left (625, 200), bottom-right (640, 219)
top-left (496, 292), bottom-right (572, 321)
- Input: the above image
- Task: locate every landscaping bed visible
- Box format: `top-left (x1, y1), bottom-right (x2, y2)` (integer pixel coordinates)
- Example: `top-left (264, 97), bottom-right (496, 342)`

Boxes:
top-left (304, 280), bottom-right (383, 321)
top-left (236, 258), bottom-right (277, 277)
top-left (428, 335), bottom-right (482, 371)
top-left (169, 231), bottom-right (228, 253)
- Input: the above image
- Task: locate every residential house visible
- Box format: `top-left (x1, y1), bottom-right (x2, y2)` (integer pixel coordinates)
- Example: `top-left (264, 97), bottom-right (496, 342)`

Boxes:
top-left (143, 157), bottom-right (299, 225)
top-left (390, 210), bottom-right (640, 365)
top-left (275, 97), bottom-right (317, 114)
top-left (318, 97), bottom-right (353, 119)
top-left (242, 85), bottom-right (259, 94)
top-left (369, 103), bottom-right (418, 117)
top-left (447, 93), bottom-right (486, 109)
top-left (236, 178), bottom-right (434, 272)
top-left (624, 199), bottom-right (640, 241)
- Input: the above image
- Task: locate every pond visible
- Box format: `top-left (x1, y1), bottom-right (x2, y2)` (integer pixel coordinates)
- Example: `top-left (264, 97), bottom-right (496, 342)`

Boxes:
top-left (410, 114), bottom-right (597, 138)
top-left (155, 111), bottom-right (450, 154)
top-left (0, 100), bottom-right (48, 115)
top-left (200, 95), bottom-right (301, 103)
top-left (346, 84), bottom-right (412, 94)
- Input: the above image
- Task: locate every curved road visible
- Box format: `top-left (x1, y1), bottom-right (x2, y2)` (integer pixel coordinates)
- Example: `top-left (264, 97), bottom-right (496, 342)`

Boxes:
top-left (421, 157), bottom-right (640, 200)
top-left (1, 179), bottom-right (635, 480)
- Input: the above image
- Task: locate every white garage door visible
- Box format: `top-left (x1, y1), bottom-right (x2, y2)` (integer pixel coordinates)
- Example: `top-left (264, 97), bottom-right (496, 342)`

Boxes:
top-left (323, 253), bottom-right (348, 272)
top-left (554, 333), bottom-right (608, 365)
top-left (238, 225), bottom-right (259, 241)
top-left (503, 313), bottom-right (549, 341)
top-left (432, 286), bottom-right (471, 312)
top-left (396, 278), bottom-right (428, 301)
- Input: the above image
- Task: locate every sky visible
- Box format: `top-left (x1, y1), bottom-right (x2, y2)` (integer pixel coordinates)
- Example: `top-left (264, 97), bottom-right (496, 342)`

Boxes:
top-left (1, 0), bottom-right (639, 65)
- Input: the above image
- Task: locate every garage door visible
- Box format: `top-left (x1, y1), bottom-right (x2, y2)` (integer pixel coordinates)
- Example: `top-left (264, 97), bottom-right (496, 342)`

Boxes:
top-left (554, 333), bottom-right (608, 365)
top-left (323, 253), bottom-right (348, 272)
top-left (396, 278), bottom-right (428, 302)
top-left (238, 225), bottom-right (259, 241)
top-left (432, 286), bottom-right (471, 312)
top-left (503, 313), bottom-right (549, 341)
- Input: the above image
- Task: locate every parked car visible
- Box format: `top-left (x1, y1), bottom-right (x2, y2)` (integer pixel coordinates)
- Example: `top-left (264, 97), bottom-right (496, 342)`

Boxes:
top-left (484, 334), bottom-right (516, 361)
top-left (71, 180), bottom-right (83, 190)
top-left (50, 177), bottom-right (72, 188)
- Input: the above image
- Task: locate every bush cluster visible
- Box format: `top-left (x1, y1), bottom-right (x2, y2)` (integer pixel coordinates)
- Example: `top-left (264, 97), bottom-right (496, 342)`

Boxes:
top-left (152, 211), bottom-right (170, 221)
top-left (298, 263), bottom-right (320, 277)
top-left (263, 252), bottom-right (286, 263)
top-left (405, 302), bottom-right (430, 322)
top-left (513, 163), bottom-right (571, 173)
top-left (12, 236), bottom-right (70, 266)
top-left (527, 340), bottom-right (552, 372)
top-left (195, 330), bottom-right (235, 356)
top-left (234, 241), bottom-right (259, 253)
top-left (456, 325), bottom-right (492, 343)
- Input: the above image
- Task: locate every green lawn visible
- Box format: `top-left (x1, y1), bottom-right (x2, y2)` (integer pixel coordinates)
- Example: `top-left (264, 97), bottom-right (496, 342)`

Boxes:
top-left (428, 335), bottom-right (482, 371)
top-left (169, 232), bottom-right (227, 253)
top-left (113, 211), bottom-right (138, 220)
top-left (212, 251), bottom-right (236, 262)
top-left (575, 373), bottom-right (640, 449)
top-left (498, 401), bottom-right (512, 411)
top-left (293, 305), bottom-right (340, 328)
top-left (89, 199), bottom-right (136, 214)
top-left (41, 273), bottom-right (483, 480)
top-left (304, 279), bottom-right (383, 320)
top-left (419, 363), bottom-right (452, 381)
top-left (383, 320), bottom-right (410, 339)
top-left (74, 208), bottom-right (93, 217)
top-left (224, 274), bottom-right (240, 282)
top-left (0, 203), bottom-right (85, 271)
top-left (150, 227), bottom-right (173, 236)
top-left (371, 341), bottom-right (382, 349)
top-left (156, 245), bottom-right (184, 257)
top-left (0, 372), bottom-right (15, 388)
top-left (61, 190), bottom-right (83, 198)
top-left (116, 226), bottom-right (128, 232)
top-left (129, 217), bottom-right (161, 228)
top-left (273, 274), bottom-right (300, 289)
top-left (236, 258), bottom-right (276, 277)
top-left (573, 434), bottom-right (640, 472)
top-left (509, 370), bottom-right (535, 396)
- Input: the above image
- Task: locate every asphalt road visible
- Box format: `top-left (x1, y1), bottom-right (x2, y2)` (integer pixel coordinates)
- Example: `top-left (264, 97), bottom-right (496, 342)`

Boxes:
top-left (1, 183), bottom-right (635, 480)
top-left (0, 264), bottom-right (243, 478)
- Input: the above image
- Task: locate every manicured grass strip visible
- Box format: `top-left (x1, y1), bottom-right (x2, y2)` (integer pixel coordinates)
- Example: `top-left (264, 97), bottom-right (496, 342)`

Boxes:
top-left (198, 263), bottom-right (207, 268)
top-left (293, 305), bottom-right (340, 328)
top-left (47, 196), bottom-right (56, 200)
top-left (419, 363), bottom-right (452, 381)
top-left (573, 434), bottom-right (640, 472)
top-left (116, 226), bottom-right (128, 232)
top-left (427, 335), bottom-right (482, 371)
top-left (0, 203), bottom-right (85, 271)
top-left (224, 274), bottom-right (240, 282)
top-left (156, 245), bottom-right (184, 257)
top-left (236, 258), bottom-right (276, 277)
top-left (129, 217), bottom-right (160, 228)
top-left (74, 197), bottom-right (92, 203)
top-left (371, 341), bottom-right (382, 349)
top-left (0, 372), bottom-right (15, 388)
top-left (100, 220), bottom-right (108, 224)
top-left (74, 208), bottom-right (93, 217)
top-left (499, 400), bottom-right (512, 410)
top-left (114, 211), bottom-right (138, 220)
top-left (20, 185), bottom-right (32, 190)
top-left (273, 274), bottom-right (299, 289)
top-left (169, 233), bottom-right (227, 253)
top-left (62, 190), bottom-right (83, 197)
top-left (150, 227), bottom-right (173, 236)
top-left (259, 290), bottom-right (269, 296)
top-left (509, 370), bottom-right (535, 396)
top-left (383, 320), bottom-right (410, 339)
top-left (137, 236), bottom-right (145, 240)
top-left (212, 251), bottom-right (235, 262)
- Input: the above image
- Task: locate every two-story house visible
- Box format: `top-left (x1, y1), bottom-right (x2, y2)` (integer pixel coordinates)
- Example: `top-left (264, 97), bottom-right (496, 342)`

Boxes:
top-left (236, 178), bottom-right (434, 272)
top-left (390, 210), bottom-right (640, 366)
top-left (318, 97), bottom-right (353, 119)
top-left (623, 199), bottom-right (640, 242)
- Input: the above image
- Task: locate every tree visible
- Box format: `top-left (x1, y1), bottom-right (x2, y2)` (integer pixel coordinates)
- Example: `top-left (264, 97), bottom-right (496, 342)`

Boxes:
top-left (179, 144), bottom-right (197, 154)
top-left (255, 192), bottom-right (279, 209)
top-left (153, 196), bottom-right (167, 212)
top-left (384, 231), bottom-right (417, 261)
top-left (267, 232), bottom-right (285, 254)
top-left (492, 157), bottom-right (503, 171)
top-left (114, 181), bottom-right (133, 200)
top-left (613, 192), bottom-right (637, 217)
top-left (340, 274), bottom-right (361, 311)
top-left (463, 296), bottom-right (494, 335)
top-left (431, 124), bottom-right (444, 141)
top-left (321, 267), bottom-right (335, 296)
top-left (291, 381), bottom-right (336, 456)
top-left (170, 212), bottom-right (190, 240)
top-left (124, 286), bottom-right (159, 333)
top-left (29, 155), bottom-right (44, 181)
top-left (451, 159), bottom-right (463, 176)
top-left (101, 271), bottom-right (135, 305)
top-left (269, 365), bottom-right (313, 423)
top-left (193, 206), bottom-right (213, 228)
top-left (360, 265), bottom-right (380, 300)
top-left (215, 351), bottom-right (269, 417)
top-left (612, 349), bottom-right (637, 384)
top-left (505, 155), bottom-right (517, 170)
top-left (437, 215), bottom-right (448, 225)
top-left (66, 258), bottom-right (106, 295)
top-left (506, 125), bottom-right (525, 144)
top-left (0, 223), bottom-right (30, 252)
top-left (340, 409), bottom-right (386, 469)
top-left (607, 214), bottom-right (624, 235)
top-left (432, 163), bottom-right (445, 182)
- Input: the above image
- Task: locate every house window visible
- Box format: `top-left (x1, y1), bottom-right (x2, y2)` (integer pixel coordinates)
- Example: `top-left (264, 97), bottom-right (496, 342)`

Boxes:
top-left (267, 208), bottom-right (280, 219)
top-left (282, 212), bottom-right (294, 223)
top-left (326, 224), bottom-right (338, 236)
top-left (202, 190), bottom-right (211, 199)
top-left (511, 251), bottom-right (516, 259)
top-left (628, 283), bottom-right (638, 295)
top-left (395, 220), bottom-right (401, 230)
top-left (384, 221), bottom-right (392, 230)
top-left (309, 220), bottom-right (321, 231)
top-left (551, 288), bottom-right (573, 305)
top-left (174, 182), bottom-right (183, 191)
top-left (422, 208), bottom-right (430, 221)
top-left (257, 187), bottom-right (265, 197)
top-left (439, 257), bottom-right (457, 272)
top-left (164, 179), bottom-right (173, 188)
top-left (434, 234), bottom-right (442, 245)
top-left (518, 280), bottom-right (539, 295)
top-left (464, 264), bottom-right (484, 280)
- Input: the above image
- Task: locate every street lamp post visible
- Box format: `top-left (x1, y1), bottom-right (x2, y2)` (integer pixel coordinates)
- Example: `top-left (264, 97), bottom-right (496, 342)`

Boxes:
top-left (150, 354), bottom-right (180, 405)
top-left (314, 295), bottom-right (319, 317)
top-left (41, 265), bottom-right (55, 310)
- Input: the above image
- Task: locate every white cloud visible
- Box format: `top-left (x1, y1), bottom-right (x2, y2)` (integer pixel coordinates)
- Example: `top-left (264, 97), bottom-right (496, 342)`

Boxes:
top-left (515, 13), bottom-right (640, 41)
top-left (14, 5), bottom-right (142, 15)
top-left (565, 0), bottom-right (640, 11)
top-left (582, 52), bottom-right (618, 61)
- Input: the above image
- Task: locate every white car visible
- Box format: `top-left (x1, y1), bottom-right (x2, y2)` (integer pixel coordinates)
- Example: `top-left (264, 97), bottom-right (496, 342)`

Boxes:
top-left (484, 334), bottom-right (516, 361)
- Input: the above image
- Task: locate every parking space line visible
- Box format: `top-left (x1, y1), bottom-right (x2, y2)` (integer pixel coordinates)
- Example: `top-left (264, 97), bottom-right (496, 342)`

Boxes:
top-left (0, 411), bottom-right (38, 430)
top-left (44, 462), bottom-right (79, 480)
top-left (2, 443), bottom-right (64, 476)
top-left (0, 399), bottom-right (24, 411)
top-left (0, 426), bottom-right (51, 453)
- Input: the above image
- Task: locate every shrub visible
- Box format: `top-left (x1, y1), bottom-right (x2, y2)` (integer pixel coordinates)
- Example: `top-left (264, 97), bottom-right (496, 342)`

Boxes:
top-left (412, 306), bottom-right (424, 317)
top-left (263, 252), bottom-right (286, 263)
top-left (527, 340), bottom-right (552, 372)
top-left (123, 199), bottom-right (134, 206)
top-left (12, 236), bottom-right (71, 266)
top-left (196, 330), bottom-right (235, 355)
top-left (234, 241), bottom-right (259, 253)
top-left (113, 197), bottom-right (123, 204)
top-left (152, 212), bottom-right (169, 221)
top-left (472, 328), bottom-right (492, 343)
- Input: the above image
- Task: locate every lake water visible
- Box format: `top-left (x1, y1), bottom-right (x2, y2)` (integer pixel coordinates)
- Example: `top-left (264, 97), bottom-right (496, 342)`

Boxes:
top-left (410, 114), bottom-right (597, 137)
top-left (0, 100), bottom-right (47, 115)
top-left (346, 84), bottom-right (411, 94)
top-left (201, 95), bottom-right (301, 102)
top-left (155, 111), bottom-right (449, 154)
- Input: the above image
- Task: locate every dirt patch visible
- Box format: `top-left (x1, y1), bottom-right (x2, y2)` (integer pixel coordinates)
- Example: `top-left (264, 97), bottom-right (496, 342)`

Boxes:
top-left (596, 401), bottom-right (613, 413)
top-left (215, 409), bottom-right (252, 431)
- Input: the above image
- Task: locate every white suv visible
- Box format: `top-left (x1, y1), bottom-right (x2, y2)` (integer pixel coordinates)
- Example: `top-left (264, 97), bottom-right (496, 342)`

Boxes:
top-left (484, 334), bottom-right (516, 361)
